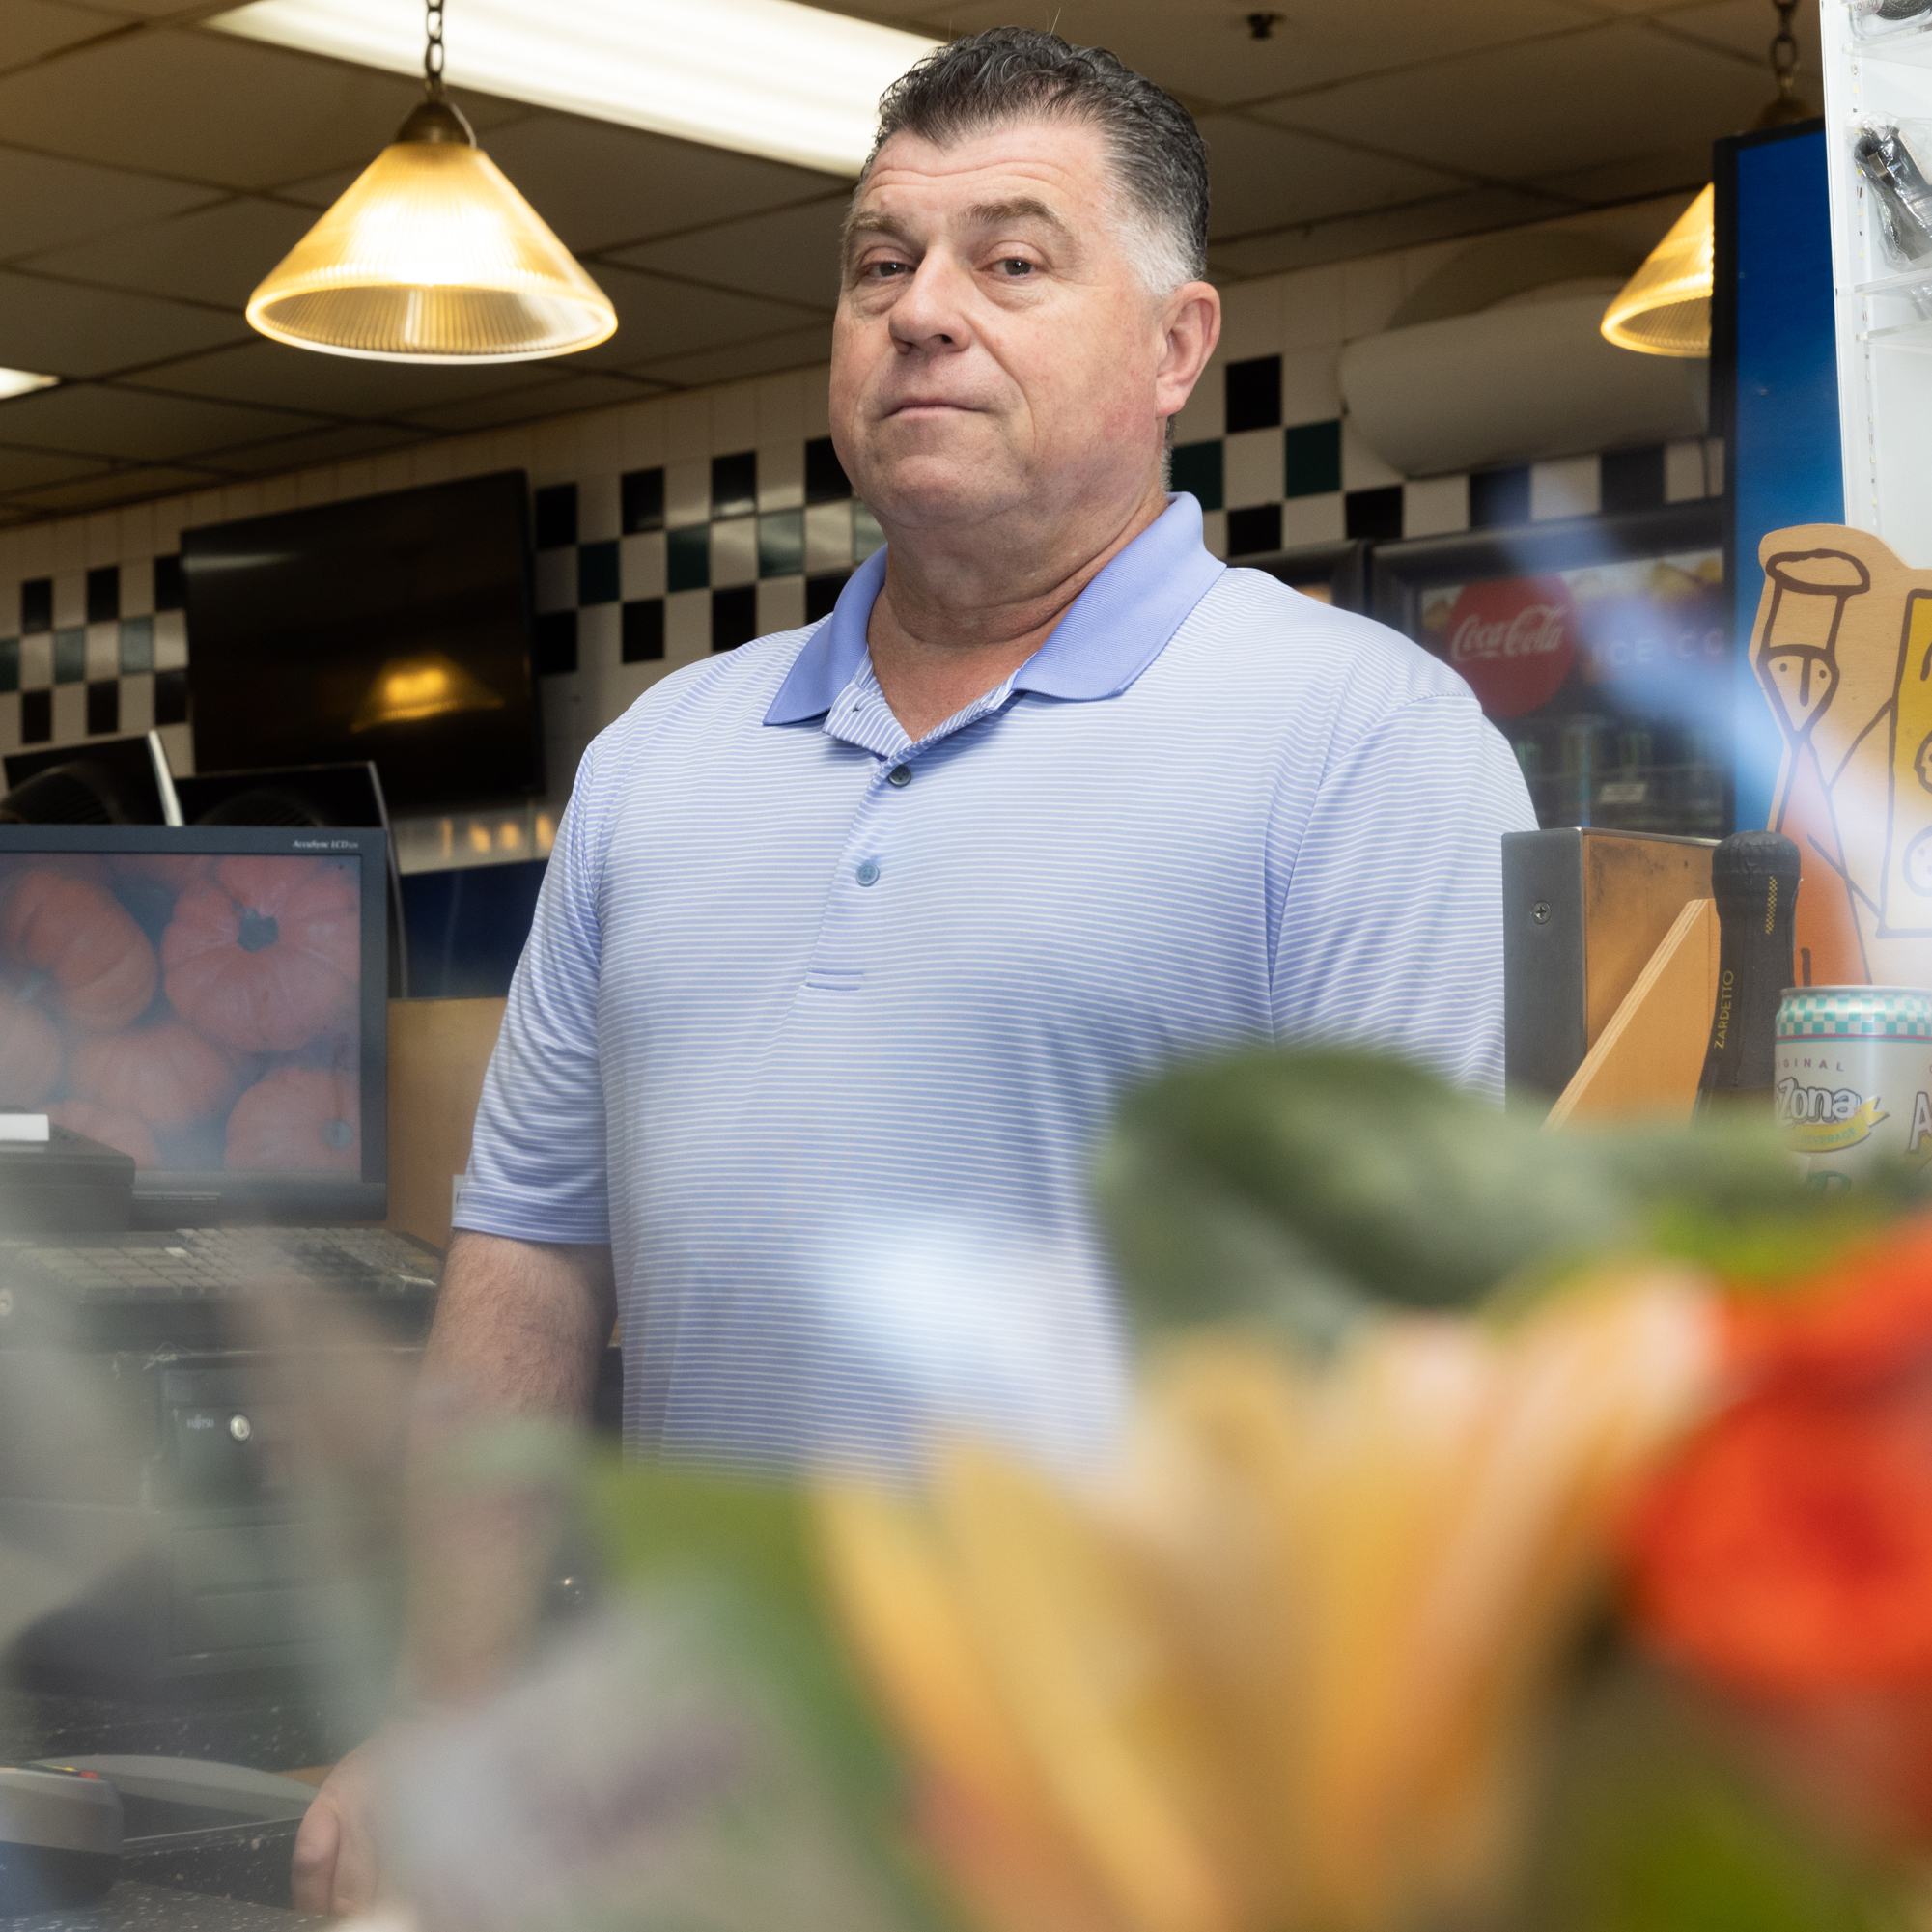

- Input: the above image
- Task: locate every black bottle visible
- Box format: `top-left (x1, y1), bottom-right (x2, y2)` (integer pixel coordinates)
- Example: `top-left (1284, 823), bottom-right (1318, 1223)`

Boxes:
top-left (1695, 831), bottom-right (1801, 1111)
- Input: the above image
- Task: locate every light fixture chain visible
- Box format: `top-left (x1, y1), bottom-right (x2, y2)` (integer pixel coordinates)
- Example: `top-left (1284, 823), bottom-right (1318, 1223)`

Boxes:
top-left (1770, 0), bottom-right (1800, 98)
top-left (424, 0), bottom-right (445, 94)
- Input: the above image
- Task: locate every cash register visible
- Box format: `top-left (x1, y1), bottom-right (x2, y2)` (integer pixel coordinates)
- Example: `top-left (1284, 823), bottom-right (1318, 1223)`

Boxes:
top-left (0, 825), bottom-right (442, 1684)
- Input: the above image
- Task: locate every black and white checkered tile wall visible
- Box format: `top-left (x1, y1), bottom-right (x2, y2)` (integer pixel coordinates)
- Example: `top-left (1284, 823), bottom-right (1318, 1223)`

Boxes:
top-left (0, 241), bottom-right (1722, 803)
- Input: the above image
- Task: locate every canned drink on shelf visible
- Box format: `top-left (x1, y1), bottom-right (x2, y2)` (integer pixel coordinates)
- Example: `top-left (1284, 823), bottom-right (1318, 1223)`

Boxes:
top-left (1773, 986), bottom-right (1932, 1188)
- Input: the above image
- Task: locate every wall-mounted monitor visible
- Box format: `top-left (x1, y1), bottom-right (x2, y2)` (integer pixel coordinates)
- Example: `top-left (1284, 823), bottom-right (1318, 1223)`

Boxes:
top-left (181, 471), bottom-right (541, 814)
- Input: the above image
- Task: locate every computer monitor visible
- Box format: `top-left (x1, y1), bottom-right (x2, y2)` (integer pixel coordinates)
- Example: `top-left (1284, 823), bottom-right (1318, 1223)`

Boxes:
top-left (0, 825), bottom-right (388, 1225)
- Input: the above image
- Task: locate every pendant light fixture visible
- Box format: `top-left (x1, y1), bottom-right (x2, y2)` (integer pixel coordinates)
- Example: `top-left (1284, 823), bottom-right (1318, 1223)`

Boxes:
top-left (1602, 0), bottom-right (1815, 357)
top-left (245, 0), bottom-right (617, 363)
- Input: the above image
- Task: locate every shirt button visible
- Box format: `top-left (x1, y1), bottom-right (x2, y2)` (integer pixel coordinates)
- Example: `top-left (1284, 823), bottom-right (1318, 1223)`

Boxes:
top-left (855, 860), bottom-right (881, 887)
top-left (887, 764), bottom-right (911, 787)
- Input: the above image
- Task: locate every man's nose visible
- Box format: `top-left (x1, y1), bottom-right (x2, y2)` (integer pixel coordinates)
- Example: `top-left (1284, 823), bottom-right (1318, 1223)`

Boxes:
top-left (889, 253), bottom-right (973, 350)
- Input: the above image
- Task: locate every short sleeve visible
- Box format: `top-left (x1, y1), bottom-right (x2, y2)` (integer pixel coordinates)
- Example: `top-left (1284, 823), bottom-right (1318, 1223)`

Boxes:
top-left (452, 747), bottom-right (611, 1245)
top-left (1269, 693), bottom-right (1537, 1101)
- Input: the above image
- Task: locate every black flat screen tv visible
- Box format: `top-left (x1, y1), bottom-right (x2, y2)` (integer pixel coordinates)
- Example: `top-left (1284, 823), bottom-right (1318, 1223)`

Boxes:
top-left (182, 471), bottom-right (541, 814)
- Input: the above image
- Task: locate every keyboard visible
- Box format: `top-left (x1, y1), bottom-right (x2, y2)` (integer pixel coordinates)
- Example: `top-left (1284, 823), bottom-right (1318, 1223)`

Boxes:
top-left (0, 1226), bottom-right (442, 1349)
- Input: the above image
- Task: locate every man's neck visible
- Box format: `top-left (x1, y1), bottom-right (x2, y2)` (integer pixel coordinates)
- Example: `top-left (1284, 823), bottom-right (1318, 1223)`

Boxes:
top-left (864, 475), bottom-right (1169, 742)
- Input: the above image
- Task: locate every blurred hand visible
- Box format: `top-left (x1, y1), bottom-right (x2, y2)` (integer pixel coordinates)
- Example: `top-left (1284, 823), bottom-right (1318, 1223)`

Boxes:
top-left (292, 1741), bottom-right (383, 1918)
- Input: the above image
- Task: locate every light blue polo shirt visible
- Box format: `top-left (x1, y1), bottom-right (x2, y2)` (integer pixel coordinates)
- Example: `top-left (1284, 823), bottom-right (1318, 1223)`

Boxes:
top-left (457, 495), bottom-right (1536, 1473)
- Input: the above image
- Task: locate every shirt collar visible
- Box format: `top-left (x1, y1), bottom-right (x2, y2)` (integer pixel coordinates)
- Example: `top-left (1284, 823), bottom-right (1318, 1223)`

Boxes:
top-left (763, 492), bottom-right (1224, 727)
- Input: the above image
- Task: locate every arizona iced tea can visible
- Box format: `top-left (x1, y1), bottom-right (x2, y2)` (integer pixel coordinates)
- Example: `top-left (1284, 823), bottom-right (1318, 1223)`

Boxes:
top-left (1774, 985), bottom-right (1932, 1187)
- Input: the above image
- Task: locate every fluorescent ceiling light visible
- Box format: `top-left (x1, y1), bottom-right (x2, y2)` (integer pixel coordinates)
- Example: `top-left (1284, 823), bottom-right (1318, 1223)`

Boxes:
top-left (0, 369), bottom-right (58, 402)
top-left (209, 0), bottom-right (939, 178)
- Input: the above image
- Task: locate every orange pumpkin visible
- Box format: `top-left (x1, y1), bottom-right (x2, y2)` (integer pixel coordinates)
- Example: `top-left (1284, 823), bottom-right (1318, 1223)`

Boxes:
top-left (49, 1100), bottom-right (160, 1170)
top-left (0, 978), bottom-right (60, 1106)
top-left (163, 857), bottom-right (357, 1053)
top-left (71, 1021), bottom-right (244, 1129)
top-left (2, 868), bottom-right (157, 1030)
top-left (225, 1065), bottom-right (360, 1172)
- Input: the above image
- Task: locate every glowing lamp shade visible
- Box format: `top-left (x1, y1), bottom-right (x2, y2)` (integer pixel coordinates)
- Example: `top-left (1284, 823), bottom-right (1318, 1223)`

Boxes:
top-left (246, 100), bottom-right (616, 363)
top-left (1601, 184), bottom-right (1714, 359)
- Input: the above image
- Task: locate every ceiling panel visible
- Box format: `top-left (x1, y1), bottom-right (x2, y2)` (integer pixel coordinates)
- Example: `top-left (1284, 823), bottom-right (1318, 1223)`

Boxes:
top-left (1529, 143), bottom-right (1724, 204)
top-left (1197, 116), bottom-right (1472, 239)
top-left (2, 462), bottom-right (219, 515)
top-left (20, 195), bottom-right (315, 307)
top-left (1660, 0), bottom-right (1822, 93)
top-left (123, 337), bottom-right (580, 416)
top-left (567, 266), bottom-right (826, 372)
top-left (0, 145), bottom-right (219, 264)
top-left (0, 272), bottom-right (249, 377)
top-left (0, 29), bottom-right (465, 189)
top-left (609, 198), bottom-right (849, 310)
top-left (1205, 184), bottom-right (1562, 278)
top-left (922, 0), bottom-right (1603, 108)
top-left (471, 114), bottom-right (846, 254)
top-left (629, 322), bottom-right (836, 392)
top-left (202, 420), bottom-right (427, 474)
top-left (0, 445), bottom-right (109, 491)
top-left (0, 0), bottom-right (134, 70)
top-left (397, 372), bottom-right (667, 435)
top-left (0, 381), bottom-right (323, 460)
top-left (1254, 21), bottom-right (1769, 182)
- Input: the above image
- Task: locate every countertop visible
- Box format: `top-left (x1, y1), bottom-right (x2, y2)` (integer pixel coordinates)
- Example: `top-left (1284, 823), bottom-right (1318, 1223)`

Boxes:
top-left (8, 1881), bottom-right (319, 1930)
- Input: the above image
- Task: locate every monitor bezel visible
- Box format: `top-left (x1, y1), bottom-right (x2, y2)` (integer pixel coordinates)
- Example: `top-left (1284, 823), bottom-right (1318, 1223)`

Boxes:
top-left (0, 824), bottom-right (388, 1226)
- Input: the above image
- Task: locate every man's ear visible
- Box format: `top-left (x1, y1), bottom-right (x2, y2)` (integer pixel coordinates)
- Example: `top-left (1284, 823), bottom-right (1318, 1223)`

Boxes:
top-left (1154, 283), bottom-right (1220, 426)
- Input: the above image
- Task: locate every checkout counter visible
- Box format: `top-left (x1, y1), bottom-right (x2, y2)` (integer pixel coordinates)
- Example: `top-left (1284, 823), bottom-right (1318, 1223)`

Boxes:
top-left (0, 999), bottom-right (517, 1926)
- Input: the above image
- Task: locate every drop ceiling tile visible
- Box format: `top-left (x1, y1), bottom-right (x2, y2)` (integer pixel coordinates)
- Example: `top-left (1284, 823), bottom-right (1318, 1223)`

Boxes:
top-left (1205, 185), bottom-right (1562, 279)
top-left (569, 267), bottom-right (823, 372)
top-left (1253, 21), bottom-right (1770, 181)
top-left (199, 420), bottom-right (428, 475)
top-left (458, 114), bottom-right (845, 253)
top-left (0, 382), bottom-right (324, 462)
top-left (2, 464), bottom-right (220, 515)
top-left (0, 146), bottom-right (220, 264)
top-left (1657, 0), bottom-right (1821, 92)
top-left (0, 0), bottom-right (130, 71)
top-left (606, 199), bottom-right (848, 311)
top-left (124, 338), bottom-right (576, 416)
top-left (0, 446), bottom-right (109, 492)
top-left (20, 195), bottom-right (316, 309)
top-left (397, 373), bottom-right (666, 434)
top-left (1529, 144), bottom-right (1715, 203)
top-left (1198, 117), bottom-right (1468, 239)
top-left (924, 0), bottom-right (1599, 108)
top-left (631, 323), bottom-right (836, 392)
top-left (0, 29), bottom-right (432, 189)
top-left (0, 274), bottom-right (250, 377)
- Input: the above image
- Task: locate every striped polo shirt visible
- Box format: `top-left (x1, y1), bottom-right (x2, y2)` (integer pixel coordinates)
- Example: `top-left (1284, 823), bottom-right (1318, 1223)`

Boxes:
top-left (456, 494), bottom-right (1537, 1473)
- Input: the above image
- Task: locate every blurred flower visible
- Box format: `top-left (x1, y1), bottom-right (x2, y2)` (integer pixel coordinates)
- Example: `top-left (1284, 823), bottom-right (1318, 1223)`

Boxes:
top-left (819, 1272), bottom-right (1718, 1932)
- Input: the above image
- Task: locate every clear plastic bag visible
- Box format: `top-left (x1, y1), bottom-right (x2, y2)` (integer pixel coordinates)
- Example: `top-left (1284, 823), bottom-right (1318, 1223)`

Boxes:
top-left (1850, 0), bottom-right (1932, 42)
top-left (1853, 122), bottom-right (1932, 293)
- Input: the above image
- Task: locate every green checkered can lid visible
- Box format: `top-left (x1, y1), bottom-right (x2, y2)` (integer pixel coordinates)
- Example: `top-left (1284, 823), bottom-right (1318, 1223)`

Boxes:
top-left (1775, 985), bottom-right (1932, 1040)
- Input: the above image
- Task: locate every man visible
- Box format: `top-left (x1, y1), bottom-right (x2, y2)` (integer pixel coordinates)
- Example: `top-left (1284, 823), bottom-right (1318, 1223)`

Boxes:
top-left (294, 27), bottom-right (1534, 1914)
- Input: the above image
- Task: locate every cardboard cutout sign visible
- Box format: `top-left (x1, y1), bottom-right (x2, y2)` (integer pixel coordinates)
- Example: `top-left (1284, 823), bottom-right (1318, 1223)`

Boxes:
top-left (1751, 523), bottom-right (1932, 988)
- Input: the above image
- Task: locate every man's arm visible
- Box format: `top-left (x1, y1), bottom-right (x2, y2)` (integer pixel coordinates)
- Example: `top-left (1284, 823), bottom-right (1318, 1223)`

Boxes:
top-left (291, 1230), bottom-right (615, 1918)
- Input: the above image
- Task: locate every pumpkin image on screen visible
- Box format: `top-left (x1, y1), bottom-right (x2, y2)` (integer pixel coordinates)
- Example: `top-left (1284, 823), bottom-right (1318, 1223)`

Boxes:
top-left (0, 979), bottom-right (60, 1106)
top-left (71, 1020), bottom-right (244, 1129)
top-left (162, 856), bottom-right (358, 1053)
top-left (48, 1100), bottom-right (159, 1170)
top-left (225, 1064), bottom-right (359, 1172)
top-left (1, 868), bottom-right (158, 1031)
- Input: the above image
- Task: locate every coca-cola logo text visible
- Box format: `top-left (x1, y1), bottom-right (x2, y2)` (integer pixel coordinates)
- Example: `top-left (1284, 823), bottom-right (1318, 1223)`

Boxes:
top-left (1436, 576), bottom-right (1578, 717)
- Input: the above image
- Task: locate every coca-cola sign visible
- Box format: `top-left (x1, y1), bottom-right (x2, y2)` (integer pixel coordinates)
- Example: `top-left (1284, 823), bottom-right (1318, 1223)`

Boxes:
top-left (1438, 575), bottom-right (1578, 718)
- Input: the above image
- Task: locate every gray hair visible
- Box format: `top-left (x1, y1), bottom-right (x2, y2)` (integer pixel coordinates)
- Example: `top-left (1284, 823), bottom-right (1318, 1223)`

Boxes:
top-left (863, 28), bottom-right (1210, 296)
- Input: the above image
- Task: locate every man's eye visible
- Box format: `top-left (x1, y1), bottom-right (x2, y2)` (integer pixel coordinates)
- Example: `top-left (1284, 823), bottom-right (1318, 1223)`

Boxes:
top-left (863, 261), bottom-right (910, 280)
top-left (996, 258), bottom-right (1033, 276)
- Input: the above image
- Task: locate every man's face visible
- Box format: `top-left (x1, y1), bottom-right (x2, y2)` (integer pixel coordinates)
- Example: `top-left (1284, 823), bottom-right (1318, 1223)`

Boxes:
top-left (829, 116), bottom-right (1205, 536)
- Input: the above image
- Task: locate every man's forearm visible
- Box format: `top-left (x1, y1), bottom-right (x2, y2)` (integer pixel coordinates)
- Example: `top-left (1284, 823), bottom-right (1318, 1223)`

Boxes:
top-left (399, 1229), bottom-right (616, 1704)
